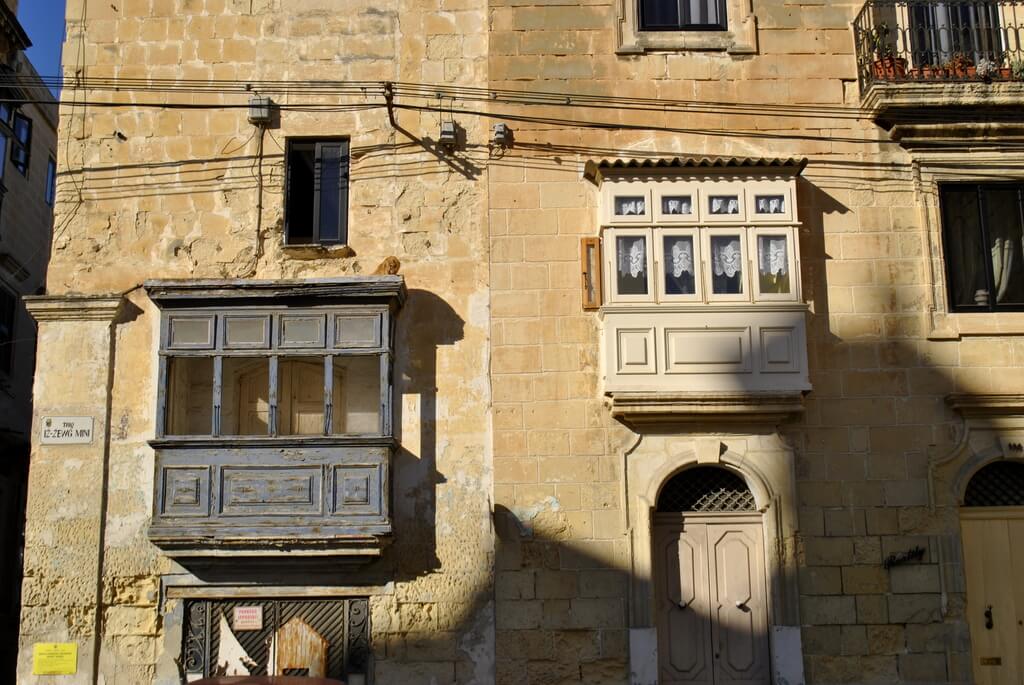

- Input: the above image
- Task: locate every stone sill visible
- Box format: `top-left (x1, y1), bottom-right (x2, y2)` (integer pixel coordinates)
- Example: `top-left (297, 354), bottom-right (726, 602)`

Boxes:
top-left (149, 530), bottom-right (391, 563)
top-left (928, 312), bottom-right (1024, 340)
top-left (280, 243), bottom-right (355, 260)
top-left (617, 30), bottom-right (752, 55)
top-left (608, 390), bottom-right (806, 425)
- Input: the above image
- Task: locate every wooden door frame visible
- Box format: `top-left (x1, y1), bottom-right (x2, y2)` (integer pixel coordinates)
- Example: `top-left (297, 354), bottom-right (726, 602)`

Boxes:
top-left (622, 434), bottom-right (805, 685)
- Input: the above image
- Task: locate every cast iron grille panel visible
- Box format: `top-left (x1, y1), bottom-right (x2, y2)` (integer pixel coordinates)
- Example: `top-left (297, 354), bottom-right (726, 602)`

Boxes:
top-left (964, 461), bottom-right (1024, 507)
top-left (657, 466), bottom-right (756, 512)
top-left (181, 597), bottom-right (369, 679)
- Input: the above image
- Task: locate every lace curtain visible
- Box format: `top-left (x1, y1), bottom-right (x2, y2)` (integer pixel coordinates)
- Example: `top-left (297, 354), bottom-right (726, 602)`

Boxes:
top-left (711, 239), bottom-right (742, 278)
top-left (668, 239), bottom-right (694, 277)
top-left (758, 237), bottom-right (788, 277)
top-left (618, 238), bottom-right (646, 278)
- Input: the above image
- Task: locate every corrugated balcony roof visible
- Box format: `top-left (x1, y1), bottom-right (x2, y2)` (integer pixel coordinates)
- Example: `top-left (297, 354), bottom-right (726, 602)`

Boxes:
top-left (584, 156), bottom-right (807, 181)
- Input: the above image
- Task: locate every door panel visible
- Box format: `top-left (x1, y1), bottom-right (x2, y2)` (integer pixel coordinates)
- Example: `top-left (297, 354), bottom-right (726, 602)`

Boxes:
top-left (1009, 520), bottom-right (1024, 685)
top-left (655, 521), bottom-right (713, 685)
top-left (655, 517), bottom-right (768, 685)
top-left (963, 516), bottom-right (1019, 685)
top-left (709, 525), bottom-right (770, 685)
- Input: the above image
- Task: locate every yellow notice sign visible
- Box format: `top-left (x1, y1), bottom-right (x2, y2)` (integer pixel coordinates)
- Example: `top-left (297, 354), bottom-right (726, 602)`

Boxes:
top-left (32, 642), bottom-right (78, 675)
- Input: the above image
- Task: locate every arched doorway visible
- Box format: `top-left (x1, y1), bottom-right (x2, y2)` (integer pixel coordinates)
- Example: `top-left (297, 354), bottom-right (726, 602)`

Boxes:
top-left (960, 460), bottom-right (1024, 684)
top-left (652, 466), bottom-right (770, 685)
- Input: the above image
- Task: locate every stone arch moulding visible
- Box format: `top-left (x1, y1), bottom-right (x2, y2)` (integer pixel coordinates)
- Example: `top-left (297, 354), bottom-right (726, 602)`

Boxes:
top-left (623, 433), bottom-right (804, 685)
top-left (932, 394), bottom-right (1024, 509)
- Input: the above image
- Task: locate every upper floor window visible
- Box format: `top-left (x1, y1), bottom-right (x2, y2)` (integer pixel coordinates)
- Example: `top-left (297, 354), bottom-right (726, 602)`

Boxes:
top-left (285, 138), bottom-right (349, 246)
top-left (640, 0), bottom-right (727, 31)
top-left (940, 182), bottom-right (1024, 312)
top-left (598, 176), bottom-right (801, 305)
top-left (11, 113), bottom-right (30, 176)
top-left (44, 157), bottom-right (55, 206)
top-left (616, 0), bottom-right (755, 54)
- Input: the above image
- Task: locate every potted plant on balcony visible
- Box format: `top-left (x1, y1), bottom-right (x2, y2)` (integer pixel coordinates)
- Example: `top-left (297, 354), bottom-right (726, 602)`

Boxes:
top-left (1011, 57), bottom-right (1024, 80)
top-left (976, 58), bottom-right (999, 81)
top-left (943, 52), bottom-right (975, 79)
top-left (866, 23), bottom-right (907, 80)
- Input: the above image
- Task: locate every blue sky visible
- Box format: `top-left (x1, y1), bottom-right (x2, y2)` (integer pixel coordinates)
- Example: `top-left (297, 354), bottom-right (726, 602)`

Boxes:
top-left (20, 0), bottom-right (66, 91)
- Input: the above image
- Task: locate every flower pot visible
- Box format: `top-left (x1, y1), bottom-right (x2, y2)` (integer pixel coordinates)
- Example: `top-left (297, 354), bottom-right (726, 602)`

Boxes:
top-left (871, 56), bottom-right (908, 80)
top-left (1000, 67), bottom-right (1012, 79)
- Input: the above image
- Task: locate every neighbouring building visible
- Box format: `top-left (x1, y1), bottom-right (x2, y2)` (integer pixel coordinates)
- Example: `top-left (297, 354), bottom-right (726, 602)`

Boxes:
top-left (0, 0), bottom-right (59, 680)
top-left (15, 0), bottom-right (1024, 683)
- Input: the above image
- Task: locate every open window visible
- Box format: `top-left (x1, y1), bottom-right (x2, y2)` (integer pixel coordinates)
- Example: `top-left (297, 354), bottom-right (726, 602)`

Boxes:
top-left (285, 139), bottom-right (350, 245)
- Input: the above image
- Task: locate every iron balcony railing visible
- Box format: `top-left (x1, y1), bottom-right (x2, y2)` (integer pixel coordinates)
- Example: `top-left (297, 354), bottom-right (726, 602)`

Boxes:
top-left (854, 0), bottom-right (1024, 88)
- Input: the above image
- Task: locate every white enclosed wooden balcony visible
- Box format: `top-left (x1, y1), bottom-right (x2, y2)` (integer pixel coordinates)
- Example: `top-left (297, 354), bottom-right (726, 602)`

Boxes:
top-left (586, 159), bottom-right (812, 424)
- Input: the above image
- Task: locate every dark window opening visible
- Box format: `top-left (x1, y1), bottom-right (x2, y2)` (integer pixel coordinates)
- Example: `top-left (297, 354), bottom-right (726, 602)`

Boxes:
top-left (11, 113), bottom-right (29, 176)
top-left (285, 139), bottom-right (349, 245)
top-left (657, 466), bottom-right (756, 512)
top-left (964, 461), bottom-right (1024, 507)
top-left (44, 157), bottom-right (55, 206)
top-left (0, 287), bottom-right (15, 374)
top-left (940, 183), bottom-right (1024, 312)
top-left (639, 0), bottom-right (727, 31)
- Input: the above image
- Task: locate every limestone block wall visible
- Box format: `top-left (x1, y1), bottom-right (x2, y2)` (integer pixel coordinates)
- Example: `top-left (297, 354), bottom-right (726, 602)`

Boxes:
top-left (20, 0), bottom-right (495, 683)
top-left (483, 0), bottom-right (1005, 681)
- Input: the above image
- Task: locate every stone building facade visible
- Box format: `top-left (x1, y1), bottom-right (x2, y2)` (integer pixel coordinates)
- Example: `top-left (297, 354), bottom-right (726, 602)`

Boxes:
top-left (16, 0), bottom-right (1024, 684)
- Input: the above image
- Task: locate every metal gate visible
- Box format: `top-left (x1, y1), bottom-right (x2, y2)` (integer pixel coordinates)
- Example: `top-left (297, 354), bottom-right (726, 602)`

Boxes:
top-left (181, 597), bottom-right (370, 680)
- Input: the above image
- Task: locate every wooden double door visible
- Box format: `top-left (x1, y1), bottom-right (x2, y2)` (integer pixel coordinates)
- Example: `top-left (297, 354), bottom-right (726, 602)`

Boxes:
top-left (653, 514), bottom-right (770, 685)
top-left (960, 509), bottom-right (1024, 685)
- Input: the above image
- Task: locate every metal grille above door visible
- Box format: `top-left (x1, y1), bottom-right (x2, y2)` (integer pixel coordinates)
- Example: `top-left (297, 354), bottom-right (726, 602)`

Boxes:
top-left (657, 466), bottom-right (756, 512)
top-left (964, 461), bottom-right (1024, 507)
top-left (181, 597), bottom-right (369, 680)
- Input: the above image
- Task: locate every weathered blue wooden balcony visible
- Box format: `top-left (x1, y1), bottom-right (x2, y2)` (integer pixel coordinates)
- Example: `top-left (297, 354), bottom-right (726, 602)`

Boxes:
top-left (144, 277), bottom-right (405, 564)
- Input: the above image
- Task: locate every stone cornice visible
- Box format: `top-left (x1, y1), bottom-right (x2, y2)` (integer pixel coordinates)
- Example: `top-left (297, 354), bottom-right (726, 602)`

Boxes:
top-left (24, 295), bottom-right (124, 323)
top-left (609, 391), bottom-right (805, 426)
top-left (144, 276), bottom-right (407, 308)
top-left (862, 82), bottom-right (1024, 119)
top-left (946, 393), bottom-right (1024, 419)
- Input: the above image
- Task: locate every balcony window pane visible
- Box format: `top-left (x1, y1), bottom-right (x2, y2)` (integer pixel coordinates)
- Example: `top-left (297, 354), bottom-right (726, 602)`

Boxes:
top-left (279, 357), bottom-right (327, 436)
top-left (221, 357), bottom-right (270, 436)
top-left (165, 357), bottom-right (213, 435)
top-left (710, 235), bottom-right (743, 294)
top-left (614, 196), bottom-right (646, 217)
top-left (942, 188), bottom-right (989, 308)
top-left (662, 195), bottom-right (692, 216)
top-left (616, 235), bottom-right (649, 295)
top-left (663, 235), bottom-right (696, 295)
top-left (757, 235), bottom-right (790, 294)
top-left (331, 355), bottom-right (382, 435)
